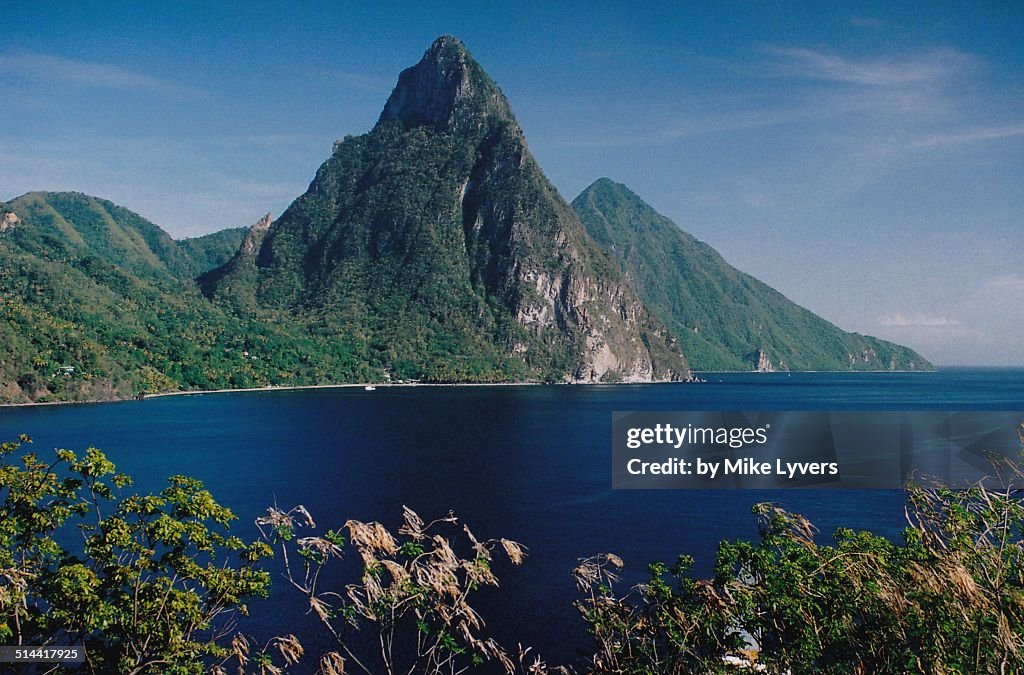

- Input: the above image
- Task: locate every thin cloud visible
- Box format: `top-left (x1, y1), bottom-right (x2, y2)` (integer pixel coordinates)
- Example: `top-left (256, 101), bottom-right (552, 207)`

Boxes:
top-left (762, 46), bottom-right (975, 86)
top-left (553, 45), bottom-right (976, 150)
top-left (218, 133), bottom-right (330, 150)
top-left (879, 313), bottom-right (961, 328)
top-left (664, 106), bottom-right (813, 138)
top-left (212, 174), bottom-right (307, 202)
top-left (911, 123), bottom-right (1024, 148)
top-left (577, 47), bottom-right (634, 59)
top-left (545, 134), bottom-right (644, 149)
top-left (985, 275), bottom-right (1024, 291)
top-left (849, 17), bottom-right (886, 29)
top-left (0, 50), bottom-right (199, 97)
top-left (549, 99), bottom-right (844, 148)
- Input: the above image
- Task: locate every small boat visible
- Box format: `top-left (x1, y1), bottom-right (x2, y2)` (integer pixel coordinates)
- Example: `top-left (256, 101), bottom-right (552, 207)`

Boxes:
top-left (364, 385), bottom-right (376, 391)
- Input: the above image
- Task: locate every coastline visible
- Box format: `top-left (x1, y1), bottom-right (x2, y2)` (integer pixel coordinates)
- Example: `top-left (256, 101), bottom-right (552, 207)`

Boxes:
top-left (144, 380), bottom-right (546, 399)
top-left (0, 368), bottom-right (948, 410)
top-left (0, 380), bottom-right (546, 409)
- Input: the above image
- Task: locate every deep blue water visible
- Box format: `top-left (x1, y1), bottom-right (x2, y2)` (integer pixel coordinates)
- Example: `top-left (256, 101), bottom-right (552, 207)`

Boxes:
top-left (1, 368), bottom-right (1022, 669)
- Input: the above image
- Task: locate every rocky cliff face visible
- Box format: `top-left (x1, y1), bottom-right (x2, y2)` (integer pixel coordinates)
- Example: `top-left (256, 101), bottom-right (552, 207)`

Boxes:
top-left (755, 349), bottom-right (775, 373)
top-left (0, 212), bottom-right (18, 234)
top-left (205, 36), bottom-right (689, 382)
top-left (239, 213), bottom-right (271, 256)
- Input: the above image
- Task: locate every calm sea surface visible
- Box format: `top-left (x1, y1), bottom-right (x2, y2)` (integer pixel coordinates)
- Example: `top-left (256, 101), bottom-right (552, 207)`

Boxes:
top-left (1, 368), bottom-right (1022, 669)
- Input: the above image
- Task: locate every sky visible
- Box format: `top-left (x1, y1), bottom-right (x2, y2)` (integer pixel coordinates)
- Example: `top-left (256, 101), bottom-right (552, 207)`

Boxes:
top-left (2, 1), bottom-right (1022, 366)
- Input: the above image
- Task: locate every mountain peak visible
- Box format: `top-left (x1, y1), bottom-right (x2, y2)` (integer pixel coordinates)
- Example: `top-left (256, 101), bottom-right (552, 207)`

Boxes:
top-left (588, 177), bottom-right (620, 189)
top-left (375, 35), bottom-right (515, 135)
top-left (424, 34), bottom-right (470, 61)
top-left (582, 177), bottom-right (631, 197)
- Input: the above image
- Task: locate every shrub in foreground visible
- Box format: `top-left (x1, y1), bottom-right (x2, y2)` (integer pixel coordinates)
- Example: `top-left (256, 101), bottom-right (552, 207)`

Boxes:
top-left (5, 429), bottom-right (1024, 674)
top-left (0, 435), bottom-right (272, 673)
top-left (573, 432), bottom-right (1024, 674)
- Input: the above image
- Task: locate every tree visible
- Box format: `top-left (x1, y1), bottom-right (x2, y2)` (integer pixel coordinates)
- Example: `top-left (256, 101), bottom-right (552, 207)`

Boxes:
top-left (0, 435), bottom-right (273, 674)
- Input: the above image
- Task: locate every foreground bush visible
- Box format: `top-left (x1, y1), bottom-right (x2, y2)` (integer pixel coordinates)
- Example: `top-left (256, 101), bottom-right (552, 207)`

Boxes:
top-left (574, 429), bottom-right (1024, 674)
top-left (0, 435), bottom-right (272, 673)
top-left (5, 429), bottom-right (1024, 673)
top-left (249, 504), bottom-right (551, 674)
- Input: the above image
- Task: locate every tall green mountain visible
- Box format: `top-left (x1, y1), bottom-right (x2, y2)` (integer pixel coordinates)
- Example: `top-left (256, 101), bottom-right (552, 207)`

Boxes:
top-left (205, 36), bottom-right (689, 383)
top-left (572, 178), bottom-right (932, 371)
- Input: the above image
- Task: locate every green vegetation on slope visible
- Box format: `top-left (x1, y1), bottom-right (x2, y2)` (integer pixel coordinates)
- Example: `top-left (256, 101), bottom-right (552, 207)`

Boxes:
top-left (0, 193), bottom-right (383, 403)
top-left (207, 124), bottom-right (535, 383)
top-left (7, 191), bottom-right (195, 283)
top-left (572, 178), bottom-right (932, 372)
top-left (177, 226), bottom-right (249, 275)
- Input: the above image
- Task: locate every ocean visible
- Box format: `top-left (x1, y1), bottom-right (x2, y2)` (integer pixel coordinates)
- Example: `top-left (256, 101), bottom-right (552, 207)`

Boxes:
top-left (2, 367), bottom-right (1021, 669)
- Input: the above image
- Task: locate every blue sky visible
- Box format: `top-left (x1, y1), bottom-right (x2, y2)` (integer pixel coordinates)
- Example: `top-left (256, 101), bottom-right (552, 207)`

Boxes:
top-left (2, 2), bottom-right (1022, 365)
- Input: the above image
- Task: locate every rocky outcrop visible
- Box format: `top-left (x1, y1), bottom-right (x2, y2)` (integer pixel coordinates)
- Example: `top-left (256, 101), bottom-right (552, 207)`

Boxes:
top-left (239, 213), bottom-right (272, 256)
top-left (756, 349), bottom-right (774, 373)
top-left (0, 212), bottom-right (19, 234)
top-left (198, 213), bottom-right (274, 309)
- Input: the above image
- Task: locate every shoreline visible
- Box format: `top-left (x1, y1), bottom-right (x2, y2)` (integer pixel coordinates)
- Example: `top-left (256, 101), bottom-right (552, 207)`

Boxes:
top-left (0, 369), bottom-right (949, 410)
top-left (0, 380), bottom-right (547, 409)
top-left (145, 380), bottom-right (547, 399)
